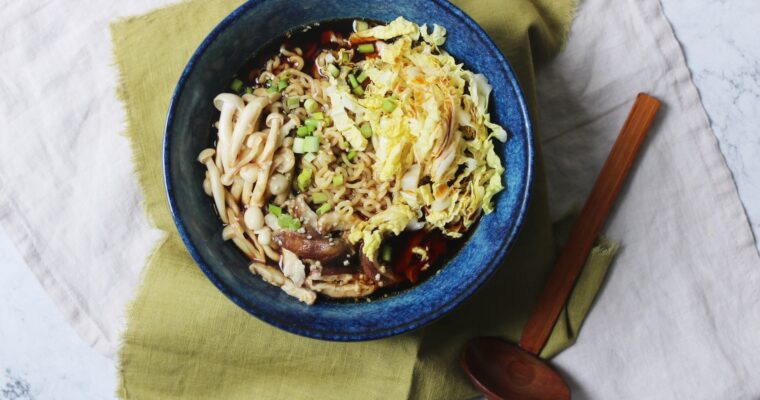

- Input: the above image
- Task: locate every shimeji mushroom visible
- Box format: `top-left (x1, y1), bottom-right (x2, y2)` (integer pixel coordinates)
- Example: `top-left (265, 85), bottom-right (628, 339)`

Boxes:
top-left (249, 113), bottom-right (284, 207)
top-left (239, 164), bottom-right (259, 206)
top-left (226, 209), bottom-right (263, 261)
top-left (198, 148), bottom-right (227, 223)
top-left (213, 93), bottom-right (245, 172)
top-left (228, 96), bottom-right (270, 171)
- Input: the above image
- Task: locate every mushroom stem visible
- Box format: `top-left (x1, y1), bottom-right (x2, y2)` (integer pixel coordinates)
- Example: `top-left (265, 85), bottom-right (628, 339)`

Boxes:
top-left (198, 149), bottom-right (227, 223)
top-left (228, 96), bottom-right (269, 170)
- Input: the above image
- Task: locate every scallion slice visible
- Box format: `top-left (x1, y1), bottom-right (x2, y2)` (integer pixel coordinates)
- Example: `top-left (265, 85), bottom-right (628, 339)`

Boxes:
top-left (296, 126), bottom-right (310, 137)
top-left (230, 79), bottom-right (243, 92)
top-left (381, 245), bottom-right (392, 263)
top-left (327, 64), bottom-right (340, 78)
top-left (357, 43), bottom-right (375, 54)
top-left (347, 74), bottom-right (359, 88)
top-left (304, 136), bottom-right (320, 153)
top-left (347, 150), bottom-right (357, 161)
top-left (304, 98), bottom-right (318, 113)
top-left (296, 168), bottom-right (313, 191)
top-left (382, 98), bottom-right (397, 113)
top-left (360, 122), bottom-right (372, 138)
top-left (316, 203), bottom-right (332, 215)
top-left (311, 192), bottom-right (329, 204)
top-left (356, 71), bottom-right (368, 83)
top-left (286, 96), bottom-right (300, 108)
top-left (292, 137), bottom-right (305, 154)
top-left (332, 174), bottom-right (344, 186)
top-left (312, 112), bottom-right (324, 120)
top-left (278, 214), bottom-right (301, 231)
top-left (268, 204), bottom-right (282, 217)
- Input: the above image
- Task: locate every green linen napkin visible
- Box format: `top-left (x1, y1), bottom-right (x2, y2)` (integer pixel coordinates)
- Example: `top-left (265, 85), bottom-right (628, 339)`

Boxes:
top-left (113, 0), bottom-right (618, 398)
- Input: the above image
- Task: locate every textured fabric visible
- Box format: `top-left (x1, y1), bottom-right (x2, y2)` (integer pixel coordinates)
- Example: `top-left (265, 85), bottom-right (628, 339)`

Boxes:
top-left (541, 0), bottom-right (760, 398)
top-left (111, 0), bottom-right (592, 398)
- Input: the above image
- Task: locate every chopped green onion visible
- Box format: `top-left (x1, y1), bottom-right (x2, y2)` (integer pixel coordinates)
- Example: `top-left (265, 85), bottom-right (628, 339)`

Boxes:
top-left (324, 116), bottom-right (332, 126)
top-left (278, 79), bottom-right (288, 91)
top-left (382, 98), bottom-right (397, 113)
top-left (296, 168), bottom-right (312, 191)
top-left (347, 150), bottom-right (357, 161)
top-left (354, 20), bottom-right (369, 32)
top-left (287, 96), bottom-right (300, 108)
top-left (342, 52), bottom-right (350, 64)
top-left (230, 79), bottom-right (243, 92)
top-left (356, 71), bottom-right (368, 83)
top-left (278, 214), bottom-right (301, 231)
top-left (312, 192), bottom-right (329, 204)
top-left (312, 112), bottom-right (324, 120)
top-left (245, 86), bottom-right (254, 95)
top-left (304, 136), bottom-right (320, 153)
top-left (316, 203), bottom-right (332, 215)
top-left (327, 64), bottom-right (340, 78)
top-left (303, 152), bottom-right (316, 163)
top-left (360, 122), bottom-right (372, 139)
top-left (357, 43), bottom-right (375, 54)
top-left (305, 118), bottom-right (320, 128)
top-left (268, 204), bottom-right (282, 217)
top-left (339, 141), bottom-right (349, 150)
top-left (381, 245), bottom-right (393, 263)
top-left (267, 85), bottom-right (278, 93)
top-left (332, 174), bottom-right (344, 186)
top-left (352, 86), bottom-right (365, 96)
top-left (296, 126), bottom-right (310, 137)
top-left (306, 124), bottom-right (317, 133)
top-left (304, 98), bottom-right (318, 113)
top-left (347, 74), bottom-right (359, 88)
top-left (292, 137), bottom-right (305, 154)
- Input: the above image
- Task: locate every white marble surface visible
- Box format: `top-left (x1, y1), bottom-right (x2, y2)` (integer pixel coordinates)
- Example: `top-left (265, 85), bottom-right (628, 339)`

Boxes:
top-left (0, 1), bottom-right (758, 399)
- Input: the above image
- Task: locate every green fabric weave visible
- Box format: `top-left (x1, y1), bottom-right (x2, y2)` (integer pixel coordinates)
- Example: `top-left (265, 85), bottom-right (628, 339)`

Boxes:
top-left (112, 0), bottom-right (616, 398)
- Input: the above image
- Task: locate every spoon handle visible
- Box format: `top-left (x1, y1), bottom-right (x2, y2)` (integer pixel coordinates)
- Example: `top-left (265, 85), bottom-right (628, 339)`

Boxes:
top-left (519, 93), bottom-right (661, 355)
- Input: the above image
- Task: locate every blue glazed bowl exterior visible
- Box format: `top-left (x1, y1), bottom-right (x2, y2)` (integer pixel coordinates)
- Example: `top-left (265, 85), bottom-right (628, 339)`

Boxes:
top-left (164, 0), bottom-right (534, 340)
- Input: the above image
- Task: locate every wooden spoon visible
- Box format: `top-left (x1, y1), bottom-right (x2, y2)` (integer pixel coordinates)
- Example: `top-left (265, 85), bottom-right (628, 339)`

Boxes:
top-left (461, 93), bottom-right (661, 400)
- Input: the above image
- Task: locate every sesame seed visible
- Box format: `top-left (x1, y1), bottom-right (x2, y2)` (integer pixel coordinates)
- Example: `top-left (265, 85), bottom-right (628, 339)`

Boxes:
top-left (343, 260), bottom-right (350, 266)
top-left (374, 273), bottom-right (381, 281)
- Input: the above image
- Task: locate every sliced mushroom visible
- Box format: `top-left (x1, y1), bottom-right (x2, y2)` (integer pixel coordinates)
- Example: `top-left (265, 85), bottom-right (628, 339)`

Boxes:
top-left (281, 248), bottom-right (306, 287)
top-left (249, 262), bottom-right (285, 286)
top-left (360, 250), bottom-right (404, 287)
top-left (282, 279), bottom-right (317, 304)
top-left (274, 231), bottom-right (353, 264)
top-left (307, 279), bottom-right (376, 298)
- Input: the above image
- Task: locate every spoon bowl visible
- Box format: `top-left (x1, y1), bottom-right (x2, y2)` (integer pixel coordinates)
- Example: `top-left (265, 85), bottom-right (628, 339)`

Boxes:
top-left (461, 337), bottom-right (569, 400)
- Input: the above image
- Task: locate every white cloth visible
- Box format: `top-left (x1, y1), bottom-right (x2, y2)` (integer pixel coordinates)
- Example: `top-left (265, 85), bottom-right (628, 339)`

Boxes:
top-left (0, 0), bottom-right (758, 399)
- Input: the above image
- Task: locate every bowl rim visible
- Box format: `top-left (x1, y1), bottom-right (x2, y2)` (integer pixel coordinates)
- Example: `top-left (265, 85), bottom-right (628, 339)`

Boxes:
top-left (163, 0), bottom-right (534, 340)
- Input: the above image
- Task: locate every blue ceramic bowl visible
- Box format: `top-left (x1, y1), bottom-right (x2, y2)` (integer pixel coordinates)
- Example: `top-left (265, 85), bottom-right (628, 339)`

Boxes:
top-left (164, 0), bottom-right (533, 340)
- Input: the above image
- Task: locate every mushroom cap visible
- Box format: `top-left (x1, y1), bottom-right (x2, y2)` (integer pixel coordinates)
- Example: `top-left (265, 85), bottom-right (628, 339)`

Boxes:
top-left (197, 148), bottom-right (216, 163)
top-left (213, 93), bottom-right (245, 113)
